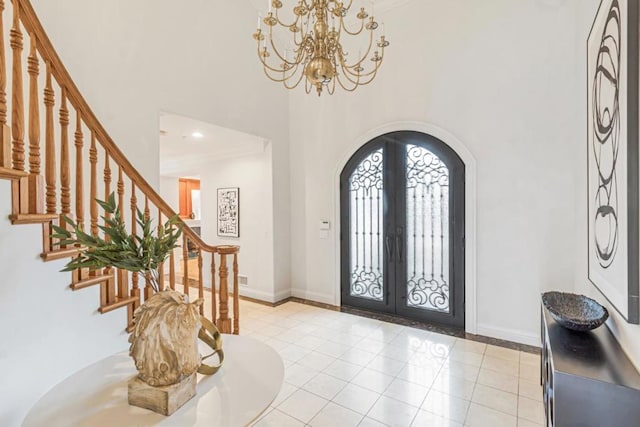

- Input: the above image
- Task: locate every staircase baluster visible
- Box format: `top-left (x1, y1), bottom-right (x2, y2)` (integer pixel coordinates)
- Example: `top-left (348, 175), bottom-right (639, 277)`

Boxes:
top-left (198, 248), bottom-right (204, 316)
top-left (157, 207), bottom-right (165, 291)
top-left (103, 151), bottom-right (115, 304)
top-left (116, 166), bottom-right (127, 301)
top-left (169, 227), bottom-right (176, 290)
top-left (0, 0), bottom-right (10, 169)
top-left (43, 62), bottom-right (55, 215)
top-left (233, 251), bottom-right (239, 334)
top-left (143, 195), bottom-right (152, 300)
top-left (26, 31), bottom-right (42, 213)
top-left (10, 1), bottom-right (24, 174)
top-left (130, 180), bottom-right (139, 301)
top-left (59, 88), bottom-right (70, 230)
top-left (217, 249), bottom-right (231, 333)
top-left (211, 251), bottom-right (217, 326)
top-left (74, 111), bottom-right (83, 230)
top-left (89, 132), bottom-right (97, 280)
top-left (144, 194), bottom-right (150, 221)
top-left (183, 234), bottom-right (189, 296)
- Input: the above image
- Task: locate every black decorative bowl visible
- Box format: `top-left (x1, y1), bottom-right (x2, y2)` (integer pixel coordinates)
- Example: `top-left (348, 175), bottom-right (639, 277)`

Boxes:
top-left (542, 291), bottom-right (609, 332)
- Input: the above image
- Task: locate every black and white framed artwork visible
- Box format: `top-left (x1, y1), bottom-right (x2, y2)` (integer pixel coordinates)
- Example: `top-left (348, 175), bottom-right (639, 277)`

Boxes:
top-left (217, 188), bottom-right (240, 238)
top-left (587, 0), bottom-right (639, 324)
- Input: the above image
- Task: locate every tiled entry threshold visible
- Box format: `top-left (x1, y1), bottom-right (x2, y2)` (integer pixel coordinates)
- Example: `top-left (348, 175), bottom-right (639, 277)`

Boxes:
top-left (340, 306), bottom-right (540, 355)
top-left (239, 298), bottom-right (544, 427)
top-left (243, 296), bottom-right (540, 354)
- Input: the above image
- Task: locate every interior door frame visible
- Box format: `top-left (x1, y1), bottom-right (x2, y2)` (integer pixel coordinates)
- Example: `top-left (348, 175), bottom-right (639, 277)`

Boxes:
top-left (333, 121), bottom-right (479, 336)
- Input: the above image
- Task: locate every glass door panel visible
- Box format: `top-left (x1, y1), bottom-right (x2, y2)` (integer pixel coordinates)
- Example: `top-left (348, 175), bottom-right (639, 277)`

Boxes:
top-left (348, 149), bottom-right (384, 301)
top-left (405, 144), bottom-right (451, 313)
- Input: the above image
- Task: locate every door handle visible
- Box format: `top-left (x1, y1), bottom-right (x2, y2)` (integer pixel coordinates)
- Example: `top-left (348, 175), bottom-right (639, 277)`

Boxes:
top-left (396, 226), bottom-right (403, 262)
top-left (385, 234), bottom-right (394, 262)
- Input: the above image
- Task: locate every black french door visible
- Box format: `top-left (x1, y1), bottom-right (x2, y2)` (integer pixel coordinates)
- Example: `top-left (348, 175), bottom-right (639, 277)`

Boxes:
top-left (340, 131), bottom-right (465, 328)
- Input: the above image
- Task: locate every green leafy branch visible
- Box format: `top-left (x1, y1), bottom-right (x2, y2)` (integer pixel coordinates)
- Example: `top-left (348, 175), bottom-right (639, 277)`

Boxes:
top-left (52, 193), bottom-right (183, 292)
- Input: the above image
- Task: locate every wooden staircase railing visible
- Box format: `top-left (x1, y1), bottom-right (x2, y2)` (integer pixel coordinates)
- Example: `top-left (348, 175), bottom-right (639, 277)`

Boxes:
top-left (0, 0), bottom-right (240, 334)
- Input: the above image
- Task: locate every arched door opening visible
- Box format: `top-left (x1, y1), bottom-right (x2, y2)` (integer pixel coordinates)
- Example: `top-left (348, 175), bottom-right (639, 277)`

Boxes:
top-left (340, 131), bottom-right (465, 328)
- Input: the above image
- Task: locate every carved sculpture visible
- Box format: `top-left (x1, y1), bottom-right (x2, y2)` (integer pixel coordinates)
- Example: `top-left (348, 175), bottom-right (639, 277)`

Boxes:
top-left (128, 290), bottom-right (204, 386)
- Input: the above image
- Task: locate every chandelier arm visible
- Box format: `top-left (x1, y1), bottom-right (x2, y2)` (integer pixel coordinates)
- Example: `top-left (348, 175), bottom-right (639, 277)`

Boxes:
top-left (342, 56), bottom-right (383, 79)
top-left (335, 73), bottom-right (361, 92)
top-left (341, 26), bottom-right (374, 67)
top-left (262, 63), bottom-right (302, 83)
top-left (339, 62), bottom-right (380, 85)
top-left (339, 15), bottom-right (365, 36)
top-left (328, 74), bottom-right (337, 94)
top-left (261, 58), bottom-right (299, 74)
top-left (274, 7), bottom-right (300, 28)
top-left (283, 66), bottom-right (306, 89)
top-left (337, 51), bottom-right (381, 83)
top-left (256, 44), bottom-right (300, 73)
top-left (291, 23), bottom-right (311, 49)
top-left (266, 24), bottom-right (308, 67)
top-left (267, 33), bottom-right (298, 66)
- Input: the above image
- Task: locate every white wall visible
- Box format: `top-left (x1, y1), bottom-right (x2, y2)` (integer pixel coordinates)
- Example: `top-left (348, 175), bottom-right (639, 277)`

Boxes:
top-left (159, 176), bottom-right (179, 213)
top-left (0, 182), bottom-right (130, 426)
top-left (29, 0), bottom-right (291, 301)
top-left (0, 1), bottom-right (290, 424)
top-left (289, 0), bottom-right (596, 345)
top-left (200, 147), bottom-right (278, 302)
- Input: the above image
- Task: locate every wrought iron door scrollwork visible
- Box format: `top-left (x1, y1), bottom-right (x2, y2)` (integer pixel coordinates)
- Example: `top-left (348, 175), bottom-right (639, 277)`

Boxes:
top-left (348, 148), bottom-right (384, 301)
top-left (406, 144), bottom-right (450, 313)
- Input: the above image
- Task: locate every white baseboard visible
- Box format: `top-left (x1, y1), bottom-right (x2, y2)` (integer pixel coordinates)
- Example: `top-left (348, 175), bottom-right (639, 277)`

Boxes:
top-left (238, 287), bottom-right (292, 304)
top-left (291, 288), bottom-right (335, 306)
top-left (239, 287), bottom-right (277, 303)
top-left (476, 324), bottom-right (541, 347)
top-left (274, 289), bottom-right (291, 303)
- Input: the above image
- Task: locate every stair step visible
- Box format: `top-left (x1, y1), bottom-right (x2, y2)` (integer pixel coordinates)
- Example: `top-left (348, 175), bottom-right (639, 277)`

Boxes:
top-left (0, 167), bottom-right (28, 180)
top-left (41, 246), bottom-right (84, 262)
top-left (99, 296), bottom-right (138, 314)
top-left (70, 273), bottom-right (113, 291)
top-left (9, 213), bottom-right (58, 225)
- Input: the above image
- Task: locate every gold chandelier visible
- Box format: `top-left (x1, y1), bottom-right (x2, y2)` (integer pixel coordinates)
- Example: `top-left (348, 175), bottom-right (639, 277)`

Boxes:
top-left (253, 0), bottom-right (389, 96)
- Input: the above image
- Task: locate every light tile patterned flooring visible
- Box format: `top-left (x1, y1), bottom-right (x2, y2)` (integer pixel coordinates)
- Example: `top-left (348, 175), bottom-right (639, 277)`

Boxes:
top-left (238, 300), bottom-right (544, 427)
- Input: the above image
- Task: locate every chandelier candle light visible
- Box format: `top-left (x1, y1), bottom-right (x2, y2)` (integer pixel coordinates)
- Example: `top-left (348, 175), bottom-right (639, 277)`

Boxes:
top-left (253, 0), bottom-right (390, 95)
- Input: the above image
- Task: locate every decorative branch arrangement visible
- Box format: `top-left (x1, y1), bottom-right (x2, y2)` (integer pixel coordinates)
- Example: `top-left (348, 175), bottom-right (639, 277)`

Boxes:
top-left (52, 193), bottom-right (182, 292)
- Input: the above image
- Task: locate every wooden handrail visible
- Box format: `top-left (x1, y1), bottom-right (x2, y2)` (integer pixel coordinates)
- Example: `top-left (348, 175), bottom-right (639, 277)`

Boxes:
top-left (3, 0), bottom-right (242, 334)
top-left (15, 0), bottom-right (215, 253)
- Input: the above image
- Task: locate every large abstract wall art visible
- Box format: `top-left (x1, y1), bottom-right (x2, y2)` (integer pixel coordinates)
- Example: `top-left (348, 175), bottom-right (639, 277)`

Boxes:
top-left (587, 0), bottom-right (639, 323)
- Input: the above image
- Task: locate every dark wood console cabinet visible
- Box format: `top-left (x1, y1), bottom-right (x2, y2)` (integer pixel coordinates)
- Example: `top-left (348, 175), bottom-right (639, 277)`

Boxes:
top-left (541, 305), bottom-right (640, 427)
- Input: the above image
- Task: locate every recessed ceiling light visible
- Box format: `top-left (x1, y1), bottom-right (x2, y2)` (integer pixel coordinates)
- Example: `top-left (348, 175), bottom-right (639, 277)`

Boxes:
top-left (192, 132), bottom-right (204, 139)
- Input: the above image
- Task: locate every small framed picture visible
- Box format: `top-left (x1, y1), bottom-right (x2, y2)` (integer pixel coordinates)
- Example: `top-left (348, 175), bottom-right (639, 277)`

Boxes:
top-left (217, 187), bottom-right (240, 238)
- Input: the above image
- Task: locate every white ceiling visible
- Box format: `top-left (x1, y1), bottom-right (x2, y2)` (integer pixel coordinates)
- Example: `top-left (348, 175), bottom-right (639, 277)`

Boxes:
top-left (159, 113), bottom-right (265, 177)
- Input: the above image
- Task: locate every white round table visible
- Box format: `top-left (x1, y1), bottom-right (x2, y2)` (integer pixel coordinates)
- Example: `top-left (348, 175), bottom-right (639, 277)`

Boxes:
top-left (23, 335), bottom-right (284, 427)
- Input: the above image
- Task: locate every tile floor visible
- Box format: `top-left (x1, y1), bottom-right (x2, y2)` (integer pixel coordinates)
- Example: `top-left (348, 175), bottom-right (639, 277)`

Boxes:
top-left (238, 300), bottom-right (544, 427)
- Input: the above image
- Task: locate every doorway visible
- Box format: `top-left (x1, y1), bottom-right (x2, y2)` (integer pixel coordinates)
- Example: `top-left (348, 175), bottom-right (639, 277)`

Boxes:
top-left (340, 131), bottom-right (465, 328)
